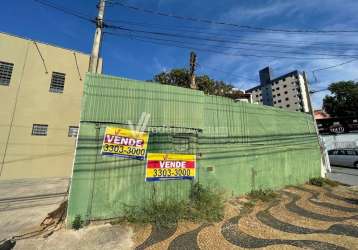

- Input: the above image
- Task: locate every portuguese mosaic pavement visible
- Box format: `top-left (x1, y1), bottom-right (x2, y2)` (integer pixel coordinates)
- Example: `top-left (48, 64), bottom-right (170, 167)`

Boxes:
top-left (132, 184), bottom-right (358, 250)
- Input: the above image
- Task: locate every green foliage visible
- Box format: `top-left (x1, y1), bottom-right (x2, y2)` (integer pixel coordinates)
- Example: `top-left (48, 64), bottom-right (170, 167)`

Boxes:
top-left (72, 215), bottom-right (84, 230)
top-left (323, 81), bottom-right (358, 117)
top-left (309, 177), bottom-right (339, 187)
top-left (153, 68), bottom-right (237, 98)
top-left (189, 183), bottom-right (224, 221)
top-left (122, 182), bottom-right (224, 228)
top-left (247, 189), bottom-right (277, 202)
top-left (309, 177), bottom-right (325, 186)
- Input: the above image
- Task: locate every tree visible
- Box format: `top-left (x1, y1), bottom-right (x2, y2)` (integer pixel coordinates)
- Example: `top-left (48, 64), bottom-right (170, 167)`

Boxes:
top-left (322, 81), bottom-right (358, 117)
top-left (153, 68), bottom-right (239, 97)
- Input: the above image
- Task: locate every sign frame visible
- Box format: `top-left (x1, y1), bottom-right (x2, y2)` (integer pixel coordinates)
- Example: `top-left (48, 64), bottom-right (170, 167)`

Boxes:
top-left (145, 153), bottom-right (196, 182)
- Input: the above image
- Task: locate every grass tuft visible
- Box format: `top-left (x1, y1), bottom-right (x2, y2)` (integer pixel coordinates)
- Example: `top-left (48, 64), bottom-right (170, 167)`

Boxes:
top-left (122, 182), bottom-right (224, 228)
top-left (309, 177), bottom-right (339, 187)
top-left (247, 189), bottom-right (277, 202)
top-left (72, 215), bottom-right (84, 230)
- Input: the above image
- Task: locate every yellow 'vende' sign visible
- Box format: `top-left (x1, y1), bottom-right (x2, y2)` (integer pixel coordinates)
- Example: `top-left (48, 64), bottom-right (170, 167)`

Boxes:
top-left (101, 127), bottom-right (149, 160)
top-left (146, 153), bottom-right (196, 182)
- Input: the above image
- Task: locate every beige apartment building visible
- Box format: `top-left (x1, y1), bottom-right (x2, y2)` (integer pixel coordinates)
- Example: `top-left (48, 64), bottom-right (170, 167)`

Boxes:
top-left (0, 32), bottom-right (102, 180)
top-left (247, 67), bottom-right (310, 113)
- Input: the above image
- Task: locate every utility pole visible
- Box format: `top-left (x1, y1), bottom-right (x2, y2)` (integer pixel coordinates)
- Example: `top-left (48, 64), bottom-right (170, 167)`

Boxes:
top-left (89, 0), bottom-right (105, 73)
top-left (189, 52), bottom-right (197, 89)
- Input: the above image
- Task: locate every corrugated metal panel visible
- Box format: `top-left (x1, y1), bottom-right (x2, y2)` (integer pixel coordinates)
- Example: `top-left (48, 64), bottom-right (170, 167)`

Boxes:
top-left (81, 74), bottom-right (205, 129)
top-left (68, 73), bottom-right (321, 224)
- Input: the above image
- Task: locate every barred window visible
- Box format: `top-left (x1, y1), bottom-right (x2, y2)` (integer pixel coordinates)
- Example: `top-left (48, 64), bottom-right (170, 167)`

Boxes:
top-left (0, 61), bottom-right (14, 86)
top-left (68, 126), bottom-right (79, 137)
top-left (49, 72), bottom-right (65, 93)
top-left (32, 124), bottom-right (48, 136)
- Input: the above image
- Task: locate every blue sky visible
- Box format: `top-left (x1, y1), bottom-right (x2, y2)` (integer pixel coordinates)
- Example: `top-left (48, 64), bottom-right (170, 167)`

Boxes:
top-left (2, 0), bottom-right (358, 108)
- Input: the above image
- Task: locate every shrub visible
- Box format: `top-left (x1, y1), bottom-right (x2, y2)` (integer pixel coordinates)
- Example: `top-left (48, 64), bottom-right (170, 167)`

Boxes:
top-left (247, 189), bottom-right (277, 202)
top-left (189, 182), bottom-right (224, 222)
top-left (122, 182), bottom-right (224, 227)
top-left (309, 177), bottom-right (339, 187)
top-left (72, 215), bottom-right (84, 230)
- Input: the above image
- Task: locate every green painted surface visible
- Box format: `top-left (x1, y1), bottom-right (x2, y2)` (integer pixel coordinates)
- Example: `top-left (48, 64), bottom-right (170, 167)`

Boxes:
top-left (67, 73), bottom-right (321, 224)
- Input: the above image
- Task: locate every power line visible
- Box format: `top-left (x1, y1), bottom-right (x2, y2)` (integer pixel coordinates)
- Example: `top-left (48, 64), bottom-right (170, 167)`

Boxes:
top-left (197, 63), bottom-right (258, 82)
top-left (33, 0), bottom-right (93, 22)
top-left (105, 32), bottom-right (350, 60)
top-left (312, 59), bottom-right (358, 72)
top-left (105, 19), bottom-right (358, 51)
top-left (310, 88), bottom-right (328, 94)
top-left (107, 27), bottom-right (358, 58)
top-left (107, 1), bottom-right (358, 34)
top-left (105, 29), bottom-right (357, 60)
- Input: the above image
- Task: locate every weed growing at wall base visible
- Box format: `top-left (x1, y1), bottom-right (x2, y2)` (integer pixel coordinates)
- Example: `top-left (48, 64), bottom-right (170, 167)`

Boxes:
top-left (72, 215), bottom-right (84, 230)
top-left (247, 189), bottom-right (277, 202)
top-left (121, 183), bottom-right (224, 228)
top-left (309, 177), bottom-right (340, 187)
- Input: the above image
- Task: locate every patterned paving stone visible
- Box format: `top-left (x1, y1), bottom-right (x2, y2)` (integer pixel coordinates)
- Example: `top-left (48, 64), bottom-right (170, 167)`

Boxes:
top-left (282, 191), bottom-right (358, 222)
top-left (293, 186), bottom-right (358, 213)
top-left (167, 224), bottom-right (211, 250)
top-left (135, 223), bottom-right (177, 250)
top-left (323, 188), bottom-right (358, 205)
top-left (221, 214), bottom-right (347, 250)
top-left (256, 199), bottom-right (358, 237)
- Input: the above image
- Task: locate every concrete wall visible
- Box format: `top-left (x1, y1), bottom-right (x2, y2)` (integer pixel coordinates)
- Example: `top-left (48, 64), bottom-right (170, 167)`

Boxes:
top-left (249, 72), bottom-right (309, 113)
top-left (0, 32), bottom-right (101, 180)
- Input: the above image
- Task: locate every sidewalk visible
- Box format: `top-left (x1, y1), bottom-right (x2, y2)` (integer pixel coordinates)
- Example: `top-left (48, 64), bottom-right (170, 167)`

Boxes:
top-left (0, 178), bottom-right (69, 241)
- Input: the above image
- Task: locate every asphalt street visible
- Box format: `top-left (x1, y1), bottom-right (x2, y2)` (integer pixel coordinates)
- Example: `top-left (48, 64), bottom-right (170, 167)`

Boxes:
top-left (327, 166), bottom-right (358, 186)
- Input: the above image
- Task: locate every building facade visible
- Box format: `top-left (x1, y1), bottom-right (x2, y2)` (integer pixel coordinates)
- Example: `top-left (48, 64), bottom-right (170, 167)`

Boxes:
top-left (0, 32), bottom-right (102, 180)
top-left (246, 67), bottom-right (310, 113)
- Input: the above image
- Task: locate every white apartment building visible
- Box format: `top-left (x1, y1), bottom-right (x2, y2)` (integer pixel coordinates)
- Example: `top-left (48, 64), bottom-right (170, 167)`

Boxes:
top-left (247, 67), bottom-right (310, 113)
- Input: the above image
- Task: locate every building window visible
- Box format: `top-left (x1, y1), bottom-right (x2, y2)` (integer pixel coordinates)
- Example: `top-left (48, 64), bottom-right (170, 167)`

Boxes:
top-left (256, 95), bottom-right (259, 97)
top-left (68, 126), bottom-right (79, 137)
top-left (276, 87), bottom-right (280, 90)
top-left (285, 97), bottom-right (289, 101)
top-left (274, 101), bottom-right (277, 104)
top-left (272, 89), bottom-right (275, 92)
top-left (284, 91), bottom-right (288, 94)
top-left (273, 95), bottom-right (276, 98)
top-left (283, 84), bottom-right (287, 88)
top-left (279, 106), bottom-right (283, 108)
top-left (277, 93), bottom-right (281, 97)
top-left (259, 93), bottom-right (262, 96)
top-left (0, 61), bottom-right (14, 86)
top-left (49, 72), bottom-right (65, 93)
top-left (278, 99), bottom-right (282, 103)
top-left (32, 124), bottom-right (48, 136)
top-left (283, 78), bottom-right (286, 81)
top-left (286, 104), bottom-right (290, 107)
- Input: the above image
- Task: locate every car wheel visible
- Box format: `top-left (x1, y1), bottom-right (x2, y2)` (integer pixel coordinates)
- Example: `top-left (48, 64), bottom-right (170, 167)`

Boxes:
top-left (355, 162), bottom-right (358, 168)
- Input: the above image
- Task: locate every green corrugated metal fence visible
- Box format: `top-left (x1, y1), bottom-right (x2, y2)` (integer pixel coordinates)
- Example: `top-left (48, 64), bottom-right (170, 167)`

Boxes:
top-left (67, 73), bottom-right (321, 224)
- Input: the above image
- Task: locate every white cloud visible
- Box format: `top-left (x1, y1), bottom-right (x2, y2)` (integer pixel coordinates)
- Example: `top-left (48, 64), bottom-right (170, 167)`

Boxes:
top-left (198, 0), bottom-right (358, 109)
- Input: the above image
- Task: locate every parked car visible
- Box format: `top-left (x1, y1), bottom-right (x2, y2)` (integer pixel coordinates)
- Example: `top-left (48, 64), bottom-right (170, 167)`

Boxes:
top-left (328, 148), bottom-right (358, 168)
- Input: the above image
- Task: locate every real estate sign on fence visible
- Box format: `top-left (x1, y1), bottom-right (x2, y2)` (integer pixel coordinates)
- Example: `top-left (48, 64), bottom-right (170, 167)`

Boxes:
top-left (101, 127), bottom-right (149, 160)
top-left (146, 153), bottom-right (196, 182)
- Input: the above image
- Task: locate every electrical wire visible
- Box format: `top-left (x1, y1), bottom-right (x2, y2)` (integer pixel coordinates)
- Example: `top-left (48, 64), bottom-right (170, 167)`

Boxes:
top-left (107, 1), bottom-right (358, 34)
top-left (33, 0), bottom-right (94, 22)
top-left (105, 19), bottom-right (358, 51)
top-left (197, 63), bottom-right (258, 82)
top-left (312, 59), bottom-right (358, 72)
top-left (107, 28), bottom-right (358, 58)
top-left (105, 30), bottom-right (356, 60)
